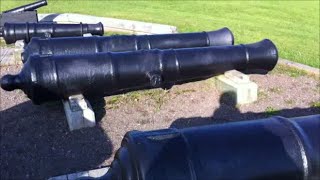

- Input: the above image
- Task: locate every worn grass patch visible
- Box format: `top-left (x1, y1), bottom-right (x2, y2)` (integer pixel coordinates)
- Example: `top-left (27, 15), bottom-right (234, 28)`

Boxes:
top-left (0, 40), bottom-right (5, 47)
top-left (272, 64), bottom-right (309, 78)
top-left (106, 89), bottom-right (169, 110)
top-left (0, 39), bottom-right (15, 48)
top-left (105, 87), bottom-right (199, 110)
top-left (310, 101), bottom-right (320, 108)
top-left (258, 89), bottom-right (268, 100)
top-left (174, 89), bottom-right (196, 95)
top-left (284, 99), bottom-right (295, 105)
top-left (2, 1), bottom-right (319, 67)
top-left (265, 106), bottom-right (280, 116)
top-left (0, 39), bottom-right (12, 48)
top-left (104, 31), bottom-right (132, 36)
top-left (268, 87), bottom-right (282, 94)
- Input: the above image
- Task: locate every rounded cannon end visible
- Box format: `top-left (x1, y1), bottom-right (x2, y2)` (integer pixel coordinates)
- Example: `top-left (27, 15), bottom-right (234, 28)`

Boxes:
top-left (243, 39), bottom-right (278, 73)
top-left (207, 27), bottom-right (234, 46)
top-left (87, 22), bottom-right (104, 36)
top-left (1, 74), bottom-right (21, 91)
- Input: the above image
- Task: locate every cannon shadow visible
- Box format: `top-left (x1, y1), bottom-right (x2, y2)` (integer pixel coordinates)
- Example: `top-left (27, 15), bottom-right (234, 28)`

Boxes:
top-left (171, 91), bottom-right (320, 129)
top-left (0, 100), bottom-right (112, 179)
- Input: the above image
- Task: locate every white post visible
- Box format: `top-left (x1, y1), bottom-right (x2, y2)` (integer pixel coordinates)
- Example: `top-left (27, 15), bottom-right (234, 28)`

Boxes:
top-left (62, 94), bottom-right (96, 131)
top-left (216, 70), bottom-right (258, 105)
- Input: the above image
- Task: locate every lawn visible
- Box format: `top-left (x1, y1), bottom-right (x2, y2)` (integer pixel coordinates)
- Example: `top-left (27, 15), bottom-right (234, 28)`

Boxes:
top-left (1, 0), bottom-right (319, 67)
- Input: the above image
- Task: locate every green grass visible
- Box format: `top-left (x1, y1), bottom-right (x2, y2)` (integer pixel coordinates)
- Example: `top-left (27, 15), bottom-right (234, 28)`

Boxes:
top-left (106, 89), bottom-right (168, 110)
top-left (1, 1), bottom-right (319, 67)
top-left (258, 89), bottom-right (268, 100)
top-left (268, 87), bottom-right (282, 94)
top-left (0, 39), bottom-right (14, 47)
top-left (284, 99), bottom-right (295, 105)
top-left (105, 87), bottom-right (197, 110)
top-left (0, 40), bottom-right (5, 47)
top-left (265, 106), bottom-right (280, 116)
top-left (310, 101), bottom-right (320, 108)
top-left (272, 64), bottom-right (309, 77)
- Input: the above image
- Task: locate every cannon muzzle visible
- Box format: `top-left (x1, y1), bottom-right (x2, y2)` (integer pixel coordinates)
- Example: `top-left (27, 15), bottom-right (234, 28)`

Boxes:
top-left (0, 22), bottom-right (104, 44)
top-left (1, 39), bottom-right (278, 104)
top-left (2, 0), bottom-right (47, 13)
top-left (95, 115), bottom-right (320, 180)
top-left (22, 27), bottom-right (234, 63)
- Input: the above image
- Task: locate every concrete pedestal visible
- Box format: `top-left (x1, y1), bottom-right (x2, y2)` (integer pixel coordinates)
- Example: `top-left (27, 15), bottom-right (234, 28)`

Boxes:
top-left (13, 40), bottom-right (25, 65)
top-left (216, 70), bottom-right (258, 105)
top-left (62, 94), bottom-right (96, 131)
top-left (48, 167), bottom-right (109, 180)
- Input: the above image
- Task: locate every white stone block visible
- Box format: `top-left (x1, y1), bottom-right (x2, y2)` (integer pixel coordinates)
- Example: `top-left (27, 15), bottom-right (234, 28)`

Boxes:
top-left (88, 167), bottom-right (109, 178)
top-left (13, 40), bottom-right (25, 65)
top-left (83, 33), bottom-right (92, 37)
top-left (38, 13), bottom-right (178, 34)
top-left (216, 70), bottom-right (258, 105)
top-left (48, 167), bottom-right (109, 180)
top-left (62, 94), bottom-right (96, 131)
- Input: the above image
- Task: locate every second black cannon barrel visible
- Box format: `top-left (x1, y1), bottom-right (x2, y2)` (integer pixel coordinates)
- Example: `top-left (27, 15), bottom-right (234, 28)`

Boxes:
top-left (22, 27), bottom-right (234, 63)
top-left (0, 22), bottom-right (104, 44)
top-left (97, 115), bottom-right (320, 180)
top-left (1, 39), bottom-right (277, 104)
top-left (2, 0), bottom-right (47, 13)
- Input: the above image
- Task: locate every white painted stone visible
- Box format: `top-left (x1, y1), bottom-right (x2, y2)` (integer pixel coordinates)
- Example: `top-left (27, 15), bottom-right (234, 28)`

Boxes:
top-left (216, 70), bottom-right (258, 105)
top-left (0, 40), bottom-right (24, 66)
top-left (88, 167), bottom-right (109, 178)
top-left (62, 94), bottom-right (96, 131)
top-left (15, 40), bottom-right (26, 49)
top-left (83, 33), bottom-right (92, 37)
top-left (38, 13), bottom-right (178, 34)
top-left (13, 40), bottom-right (25, 65)
top-left (0, 47), bottom-right (15, 66)
top-left (48, 167), bottom-right (109, 180)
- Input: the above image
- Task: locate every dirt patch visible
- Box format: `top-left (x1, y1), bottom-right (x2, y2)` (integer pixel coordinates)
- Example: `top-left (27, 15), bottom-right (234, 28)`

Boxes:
top-left (0, 64), bottom-right (319, 179)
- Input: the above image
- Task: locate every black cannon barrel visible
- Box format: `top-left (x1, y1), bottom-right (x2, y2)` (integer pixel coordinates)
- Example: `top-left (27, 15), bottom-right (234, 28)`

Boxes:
top-left (3, 0), bottom-right (47, 13)
top-left (22, 27), bottom-right (234, 63)
top-left (0, 39), bottom-right (278, 104)
top-left (0, 22), bottom-right (104, 44)
top-left (93, 115), bottom-right (320, 180)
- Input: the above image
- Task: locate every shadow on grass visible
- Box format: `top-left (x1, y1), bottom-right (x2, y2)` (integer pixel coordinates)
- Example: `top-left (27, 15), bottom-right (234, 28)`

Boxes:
top-left (0, 100), bottom-right (112, 179)
top-left (171, 91), bottom-right (320, 129)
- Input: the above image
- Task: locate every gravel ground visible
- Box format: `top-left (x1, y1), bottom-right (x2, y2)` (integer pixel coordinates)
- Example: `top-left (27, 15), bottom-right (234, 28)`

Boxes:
top-left (0, 64), bottom-right (319, 179)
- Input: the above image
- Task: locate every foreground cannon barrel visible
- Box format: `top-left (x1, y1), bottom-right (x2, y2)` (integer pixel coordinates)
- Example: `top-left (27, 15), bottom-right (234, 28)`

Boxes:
top-left (2, 0), bottom-right (47, 13)
top-left (22, 27), bottom-right (234, 63)
top-left (1, 39), bottom-right (278, 104)
top-left (93, 115), bottom-right (320, 180)
top-left (0, 22), bottom-right (104, 44)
